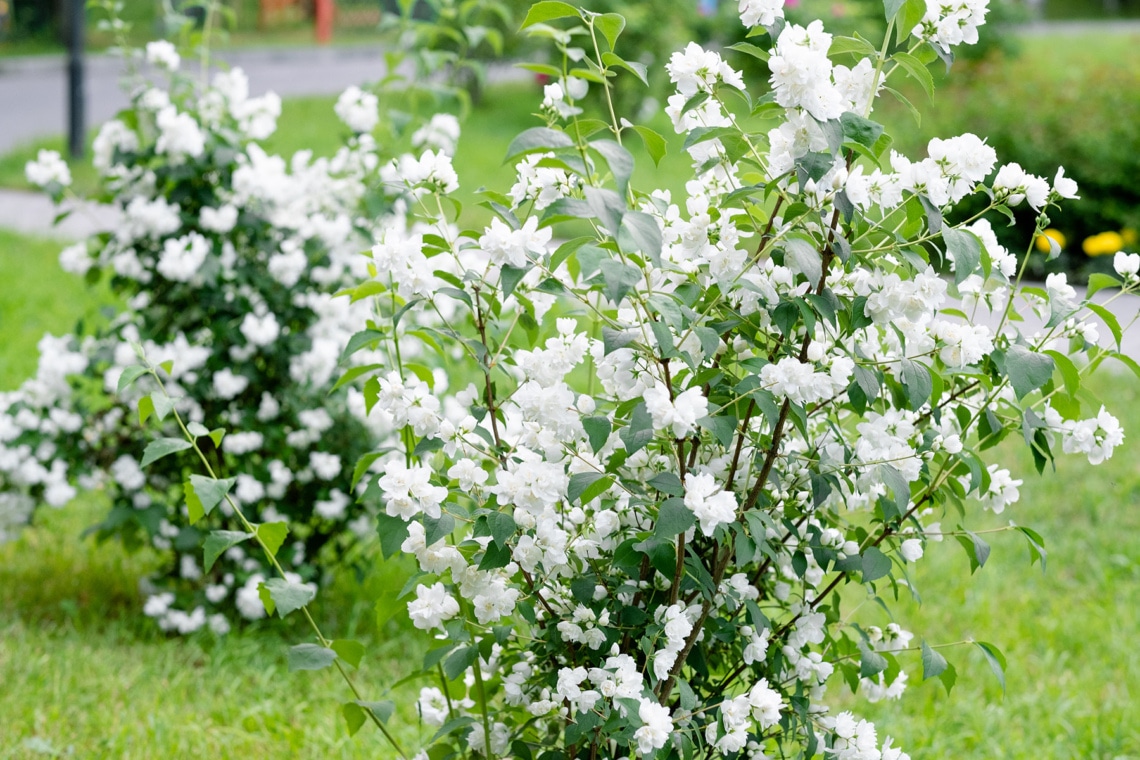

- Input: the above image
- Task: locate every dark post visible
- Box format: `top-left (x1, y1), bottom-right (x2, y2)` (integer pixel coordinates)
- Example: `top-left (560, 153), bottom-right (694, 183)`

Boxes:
top-left (67, 0), bottom-right (86, 159)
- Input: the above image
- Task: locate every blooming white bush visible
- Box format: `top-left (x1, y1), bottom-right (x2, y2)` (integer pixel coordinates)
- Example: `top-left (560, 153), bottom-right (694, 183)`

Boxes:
top-left (116, 0), bottom-right (1139, 757)
top-left (3, 42), bottom-right (470, 633)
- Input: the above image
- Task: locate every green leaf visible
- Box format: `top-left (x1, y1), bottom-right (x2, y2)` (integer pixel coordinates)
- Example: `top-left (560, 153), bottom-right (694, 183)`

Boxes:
top-left (898, 0), bottom-right (927, 39)
top-left (140, 437), bottom-right (192, 468)
top-left (258, 521), bottom-right (289, 560)
top-left (699, 414), bottom-right (737, 448)
top-left (583, 416), bottom-right (611, 453)
top-left (263, 577), bottom-right (316, 618)
top-left (893, 51), bottom-right (934, 100)
top-left (617, 213), bottom-right (663, 269)
top-left (340, 329), bottom-right (384, 363)
top-left (342, 702), bottom-right (367, 736)
top-left (955, 528), bottom-right (991, 574)
top-left (331, 363), bottom-right (384, 392)
top-left (599, 259), bottom-right (642, 306)
top-left (521, 1), bottom-right (581, 28)
top-left (880, 464), bottom-right (910, 517)
top-left (486, 511), bottom-right (517, 547)
top-left (138, 396), bottom-right (155, 426)
top-left (829, 34), bottom-right (877, 57)
top-left (858, 640), bottom-right (888, 678)
top-left (117, 365), bottom-right (148, 393)
top-left (203, 530), bottom-right (251, 573)
top-left (357, 700), bottom-right (394, 724)
top-left (784, 237), bottom-right (822, 285)
top-left (443, 645), bottom-right (478, 681)
top-left (939, 662), bottom-right (958, 694)
top-left (1086, 302), bottom-right (1122, 349)
top-left (331, 639), bottom-right (366, 669)
top-left (727, 41), bottom-right (770, 62)
top-left (375, 512), bottom-right (411, 560)
top-left (159, 359), bottom-right (174, 376)
top-left (900, 359), bottom-right (932, 410)
top-left (974, 640), bottom-right (1007, 694)
top-left (594, 12), bottom-right (625, 50)
top-left (151, 395), bottom-right (178, 421)
top-left (601, 52), bottom-right (648, 86)
top-left (505, 127), bottom-right (574, 162)
top-left (632, 125), bottom-right (667, 166)
top-left (185, 475), bottom-right (235, 524)
top-left (943, 226), bottom-right (982, 284)
top-left (500, 264), bottom-right (529, 299)
top-left (654, 497), bottom-right (694, 538)
top-left (1005, 345), bottom-right (1054, 400)
top-left (883, 0), bottom-right (906, 22)
top-left (423, 512), bottom-right (456, 546)
top-left (861, 546), bottom-right (892, 583)
top-left (592, 139), bottom-right (634, 197)
top-left (568, 472), bottom-right (614, 505)
top-left (839, 112), bottom-right (884, 148)
top-left (1043, 349), bottom-right (1080, 398)
top-left (921, 640), bottom-right (948, 680)
top-left (1086, 272), bottom-right (1121, 298)
top-left (620, 402), bottom-right (655, 455)
top-left (288, 643), bottom-right (337, 672)
top-left (602, 326), bottom-right (635, 355)
top-left (647, 472), bottom-right (684, 496)
top-left (1016, 525), bottom-right (1047, 571)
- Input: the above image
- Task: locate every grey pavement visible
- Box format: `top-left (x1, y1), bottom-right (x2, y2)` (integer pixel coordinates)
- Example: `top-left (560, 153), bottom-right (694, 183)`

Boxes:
top-left (0, 45), bottom-right (524, 154)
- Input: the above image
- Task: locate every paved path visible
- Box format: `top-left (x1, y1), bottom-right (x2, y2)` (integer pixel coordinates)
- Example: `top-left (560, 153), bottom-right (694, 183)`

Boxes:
top-left (0, 46), bottom-right (523, 154)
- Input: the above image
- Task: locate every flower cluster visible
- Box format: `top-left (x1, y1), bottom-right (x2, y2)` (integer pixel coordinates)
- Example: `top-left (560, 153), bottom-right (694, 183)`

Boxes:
top-left (6, 51), bottom-right (465, 632)
top-left (101, 2), bottom-right (1134, 758)
top-left (305, 2), bottom-right (1137, 757)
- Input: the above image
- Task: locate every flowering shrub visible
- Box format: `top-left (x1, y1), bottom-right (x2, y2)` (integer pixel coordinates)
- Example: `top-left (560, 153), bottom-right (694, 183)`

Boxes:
top-left (122, 0), bottom-right (1139, 757)
top-left (1, 34), bottom-right (471, 632)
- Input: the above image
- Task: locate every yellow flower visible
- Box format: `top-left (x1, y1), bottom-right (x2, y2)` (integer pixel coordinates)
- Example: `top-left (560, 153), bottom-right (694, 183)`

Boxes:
top-left (1083, 231), bottom-right (1125, 257)
top-left (1035, 228), bottom-right (1066, 253)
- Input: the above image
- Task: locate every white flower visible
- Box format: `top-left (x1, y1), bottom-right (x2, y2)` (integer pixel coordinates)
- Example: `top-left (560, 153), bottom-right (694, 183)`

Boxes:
top-left (58, 242), bottom-right (92, 275)
top-left (213, 368), bottom-right (250, 400)
top-left (900, 538), bottom-right (924, 562)
top-left (156, 233), bottom-right (210, 283)
top-left (683, 472), bottom-right (737, 536)
top-left (309, 452), bottom-right (342, 480)
top-left (1114, 251), bottom-right (1140, 278)
top-left (200, 205), bottom-right (238, 233)
top-left (643, 383), bottom-right (707, 439)
top-left (25, 150), bottom-right (71, 188)
top-left (412, 113), bottom-right (461, 155)
top-left (145, 40), bottom-right (180, 71)
top-left (407, 582), bottom-right (460, 630)
top-left (666, 43), bottom-right (745, 98)
top-left (334, 85), bottom-right (379, 133)
top-left (739, 0), bottom-right (784, 28)
top-left (633, 700), bottom-right (673, 755)
top-left (240, 312), bottom-right (280, 347)
top-left (1052, 167), bottom-right (1079, 199)
top-left (235, 575), bottom-right (267, 620)
top-left (155, 106), bottom-right (206, 161)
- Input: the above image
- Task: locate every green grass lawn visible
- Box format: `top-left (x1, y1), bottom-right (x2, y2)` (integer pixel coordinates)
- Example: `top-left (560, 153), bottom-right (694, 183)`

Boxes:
top-left (2, 30), bottom-right (1140, 758)
top-left (0, 229), bottom-right (113, 389)
top-left (2, 219), bottom-right (1139, 756)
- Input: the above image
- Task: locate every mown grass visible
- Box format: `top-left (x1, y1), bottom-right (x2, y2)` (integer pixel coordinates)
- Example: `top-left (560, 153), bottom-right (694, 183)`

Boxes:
top-left (3, 29), bottom-right (1140, 759)
top-left (2, 220), bottom-right (1139, 756)
top-left (0, 229), bottom-right (113, 389)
